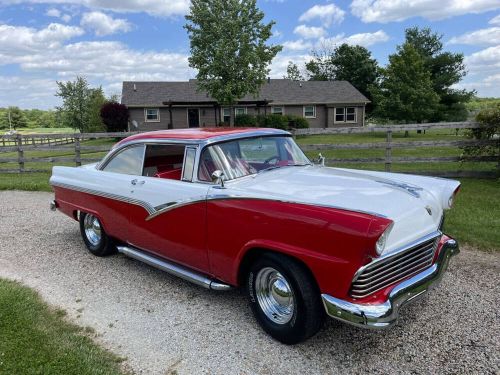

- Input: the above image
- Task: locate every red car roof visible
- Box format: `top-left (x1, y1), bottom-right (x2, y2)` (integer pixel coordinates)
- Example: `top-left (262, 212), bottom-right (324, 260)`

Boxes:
top-left (117, 127), bottom-right (285, 146)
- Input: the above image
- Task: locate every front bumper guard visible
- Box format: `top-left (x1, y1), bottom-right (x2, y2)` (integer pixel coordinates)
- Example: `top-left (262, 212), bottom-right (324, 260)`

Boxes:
top-left (321, 238), bottom-right (459, 329)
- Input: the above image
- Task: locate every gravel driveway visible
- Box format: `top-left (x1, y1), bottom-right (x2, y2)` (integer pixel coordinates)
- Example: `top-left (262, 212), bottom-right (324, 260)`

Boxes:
top-left (0, 190), bottom-right (499, 375)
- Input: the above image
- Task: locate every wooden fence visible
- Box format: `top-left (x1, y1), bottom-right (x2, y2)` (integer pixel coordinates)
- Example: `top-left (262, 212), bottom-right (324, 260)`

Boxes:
top-left (0, 122), bottom-right (498, 178)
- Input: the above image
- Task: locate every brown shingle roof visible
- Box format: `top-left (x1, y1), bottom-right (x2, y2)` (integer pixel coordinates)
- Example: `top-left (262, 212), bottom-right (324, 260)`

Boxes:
top-left (121, 79), bottom-right (369, 106)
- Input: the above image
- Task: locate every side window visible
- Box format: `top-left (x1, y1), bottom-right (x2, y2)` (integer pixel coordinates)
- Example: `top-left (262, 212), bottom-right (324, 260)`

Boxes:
top-left (142, 144), bottom-right (187, 181)
top-left (102, 145), bottom-right (145, 175)
top-left (182, 148), bottom-right (197, 181)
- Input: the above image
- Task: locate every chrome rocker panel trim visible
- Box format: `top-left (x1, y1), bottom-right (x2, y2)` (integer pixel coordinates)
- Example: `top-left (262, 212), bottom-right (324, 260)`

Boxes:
top-left (321, 238), bottom-right (459, 329)
top-left (116, 245), bottom-right (232, 291)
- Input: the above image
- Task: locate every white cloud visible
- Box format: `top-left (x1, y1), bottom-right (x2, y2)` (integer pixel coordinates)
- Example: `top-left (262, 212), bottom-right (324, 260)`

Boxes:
top-left (318, 30), bottom-right (389, 48)
top-left (464, 45), bottom-right (500, 74)
top-left (269, 53), bottom-right (312, 78)
top-left (2, 0), bottom-right (190, 17)
top-left (282, 39), bottom-right (313, 51)
top-left (45, 7), bottom-right (72, 22)
top-left (351, 0), bottom-right (500, 23)
top-left (0, 22), bottom-right (194, 107)
top-left (489, 14), bottom-right (500, 25)
top-left (45, 8), bottom-right (60, 17)
top-left (294, 25), bottom-right (326, 39)
top-left (449, 27), bottom-right (500, 45)
top-left (0, 76), bottom-right (59, 109)
top-left (81, 11), bottom-right (132, 36)
top-left (299, 4), bottom-right (345, 27)
top-left (0, 23), bottom-right (83, 55)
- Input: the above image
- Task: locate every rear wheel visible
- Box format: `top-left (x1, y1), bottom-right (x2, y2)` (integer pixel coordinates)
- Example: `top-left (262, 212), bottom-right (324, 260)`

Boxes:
top-left (246, 253), bottom-right (324, 344)
top-left (79, 212), bottom-right (115, 256)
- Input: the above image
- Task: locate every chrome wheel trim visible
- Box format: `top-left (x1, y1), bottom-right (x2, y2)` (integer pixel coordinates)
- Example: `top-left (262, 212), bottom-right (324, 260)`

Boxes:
top-left (255, 267), bottom-right (295, 325)
top-left (83, 214), bottom-right (102, 246)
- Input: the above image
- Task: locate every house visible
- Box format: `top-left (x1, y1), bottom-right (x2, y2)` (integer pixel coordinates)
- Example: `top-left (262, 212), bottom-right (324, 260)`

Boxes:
top-left (121, 79), bottom-right (369, 130)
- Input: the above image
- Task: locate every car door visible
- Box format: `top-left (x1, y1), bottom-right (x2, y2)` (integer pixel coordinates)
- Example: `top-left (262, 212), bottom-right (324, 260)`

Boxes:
top-left (125, 144), bottom-right (211, 273)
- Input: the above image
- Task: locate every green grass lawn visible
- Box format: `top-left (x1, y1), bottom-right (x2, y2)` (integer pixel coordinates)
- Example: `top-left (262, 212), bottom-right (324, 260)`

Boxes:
top-left (0, 127), bottom-right (76, 135)
top-left (0, 278), bottom-right (127, 375)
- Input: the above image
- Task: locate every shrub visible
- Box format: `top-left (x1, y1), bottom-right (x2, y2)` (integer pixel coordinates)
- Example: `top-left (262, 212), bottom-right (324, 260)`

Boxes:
top-left (100, 102), bottom-right (129, 132)
top-left (260, 114), bottom-right (289, 130)
top-left (462, 103), bottom-right (500, 158)
top-left (286, 114), bottom-right (309, 129)
top-left (234, 114), bottom-right (257, 127)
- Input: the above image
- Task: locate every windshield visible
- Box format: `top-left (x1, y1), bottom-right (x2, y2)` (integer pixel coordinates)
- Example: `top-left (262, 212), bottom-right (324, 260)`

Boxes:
top-left (198, 136), bottom-right (310, 182)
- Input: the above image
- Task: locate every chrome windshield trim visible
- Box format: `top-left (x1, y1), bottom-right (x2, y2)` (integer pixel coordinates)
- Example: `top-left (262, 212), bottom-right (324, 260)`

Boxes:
top-left (351, 230), bottom-right (442, 285)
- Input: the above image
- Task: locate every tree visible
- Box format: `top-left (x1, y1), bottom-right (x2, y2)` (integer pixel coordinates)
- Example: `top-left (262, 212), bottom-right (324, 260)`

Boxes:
top-left (305, 44), bottom-right (380, 112)
top-left (100, 102), bottom-right (129, 132)
top-left (86, 87), bottom-right (106, 132)
top-left (185, 0), bottom-right (282, 106)
top-left (0, 107), bottom-right (27, 129)
top-left (371, 43), bottom-right (439, 123)
top-left (305, 46), bottom-right (336, 81)
top-left (283, 61), bottom-right (304, 81)
top-left (56, 76), bottom-right (91, 132)
top-left (462, 103), bottom-right (500, 158)
top-left (405, 27), bottom-right (474, 121)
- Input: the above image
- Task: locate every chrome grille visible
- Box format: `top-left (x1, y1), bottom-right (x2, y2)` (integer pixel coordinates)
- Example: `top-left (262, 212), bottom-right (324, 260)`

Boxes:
top-left (350, 235), bottom-right (440, 299)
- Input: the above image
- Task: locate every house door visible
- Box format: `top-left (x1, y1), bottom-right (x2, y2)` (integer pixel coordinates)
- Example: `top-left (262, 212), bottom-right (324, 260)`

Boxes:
top-left (188, 108), bottom-right (200, 128)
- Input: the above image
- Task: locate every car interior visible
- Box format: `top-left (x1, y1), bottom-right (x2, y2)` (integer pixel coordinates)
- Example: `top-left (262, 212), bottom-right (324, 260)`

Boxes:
top-left (142, 144), bottom-right (186, 180)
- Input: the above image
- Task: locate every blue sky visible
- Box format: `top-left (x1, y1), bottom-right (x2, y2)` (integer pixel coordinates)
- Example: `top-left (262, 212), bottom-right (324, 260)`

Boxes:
top-left (0, 0), bottom-right (499, 109)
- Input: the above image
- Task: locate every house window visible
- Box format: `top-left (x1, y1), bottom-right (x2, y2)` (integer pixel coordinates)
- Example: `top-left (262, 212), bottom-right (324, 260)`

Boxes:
top-left (303, 105), bottom-right (316, 118)
top-left (335, 107), bottom-right (357, 123)
top-left (271, 106), bottom-right (284, 115)
top-left (235, 107), bottom-right (247, 116)
top-left (222, 108), bottom-right (231, 124)
top-left (145, 108), bottom-right (160, 122)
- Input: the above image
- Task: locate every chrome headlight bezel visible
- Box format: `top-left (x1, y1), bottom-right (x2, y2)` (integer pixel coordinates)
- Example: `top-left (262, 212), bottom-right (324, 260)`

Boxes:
top-left (376, 223), bottom-right (394, 255)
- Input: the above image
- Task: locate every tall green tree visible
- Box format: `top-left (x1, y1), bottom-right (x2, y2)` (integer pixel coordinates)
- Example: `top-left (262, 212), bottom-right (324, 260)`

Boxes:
top-left (184, 0), bottom-right (282, 105)
top-left (56, 76), bottom-right (91, 132)
top-left (371, 43), bottom-right (439, 123)
top-left (86, 87), bottom-right (106, 132)
top-left (283, 61), bottom-right (304, 81)
top-left (405, 27), bottom-right (474, 121)
top-left (0, 107), bottom-right (27, 129)
top-left (305, 44), bottom-right (379, 112)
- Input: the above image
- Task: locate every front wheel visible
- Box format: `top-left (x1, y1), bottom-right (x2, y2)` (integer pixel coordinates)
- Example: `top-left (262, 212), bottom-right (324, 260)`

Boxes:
top-left (246, 253), bottom-right (325, 344)
top-left (79, 212), bottom-right (115, 257)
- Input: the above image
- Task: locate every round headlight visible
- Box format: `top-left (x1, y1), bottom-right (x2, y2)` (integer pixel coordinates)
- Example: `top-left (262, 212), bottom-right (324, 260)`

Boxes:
top-left (376, 223), bottom-right (393, 255)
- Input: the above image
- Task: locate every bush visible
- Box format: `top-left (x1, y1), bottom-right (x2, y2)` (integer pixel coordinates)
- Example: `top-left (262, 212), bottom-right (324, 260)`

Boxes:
top-left (286, 114), bottom-right (309, 129)
top-left (100, 102), bottom-right (129, 132)
top-left (259, 114), bottom-right (289, 130)
top-left (462, 103), bottom-right (500, 158)
top-left (234, 114), bottom-right (257, 127)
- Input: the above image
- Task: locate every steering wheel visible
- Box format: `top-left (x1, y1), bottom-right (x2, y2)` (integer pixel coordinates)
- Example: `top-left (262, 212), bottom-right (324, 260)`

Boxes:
top-left (264, 155), bottom-right (280, 165)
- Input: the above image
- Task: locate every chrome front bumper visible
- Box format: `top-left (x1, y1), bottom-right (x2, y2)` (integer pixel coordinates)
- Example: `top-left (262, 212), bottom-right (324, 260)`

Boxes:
top-left (321, 238), bottom-right (459, 329)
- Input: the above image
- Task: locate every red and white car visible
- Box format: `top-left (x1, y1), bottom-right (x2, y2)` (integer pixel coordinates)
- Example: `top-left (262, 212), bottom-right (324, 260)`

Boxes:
top-left (50, 128), bottom-right (460, 344)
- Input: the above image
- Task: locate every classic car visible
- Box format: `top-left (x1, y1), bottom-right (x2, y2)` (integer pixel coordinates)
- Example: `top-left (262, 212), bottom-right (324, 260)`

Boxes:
top-left (50, 127), bottom-right (461, 344)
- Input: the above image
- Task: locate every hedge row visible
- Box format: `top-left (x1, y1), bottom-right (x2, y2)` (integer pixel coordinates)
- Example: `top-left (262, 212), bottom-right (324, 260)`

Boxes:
top-left (233, 114), bottom-right (309, 129)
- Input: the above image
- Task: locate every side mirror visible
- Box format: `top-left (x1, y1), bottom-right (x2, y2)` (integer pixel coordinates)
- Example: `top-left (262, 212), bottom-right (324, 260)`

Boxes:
top-left (211, 170), bottom-right (225, 188)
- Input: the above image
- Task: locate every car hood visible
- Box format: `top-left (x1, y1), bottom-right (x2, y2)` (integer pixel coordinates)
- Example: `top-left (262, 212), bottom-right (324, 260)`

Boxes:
top-left (225, 165), bottom-right (459, 254)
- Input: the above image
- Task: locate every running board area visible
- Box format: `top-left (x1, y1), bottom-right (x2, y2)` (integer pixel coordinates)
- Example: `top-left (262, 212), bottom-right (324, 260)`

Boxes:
top-left (116, 245), bottom-right (232, 291)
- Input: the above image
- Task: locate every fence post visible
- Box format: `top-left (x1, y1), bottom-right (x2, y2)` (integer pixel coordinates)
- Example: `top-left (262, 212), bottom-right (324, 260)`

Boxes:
top-left (17, 134), bottom-right (24, 173)
top-left (385, 129), bottom-right (392, 172)
top-left (75, 134), bottom-right (81, 167)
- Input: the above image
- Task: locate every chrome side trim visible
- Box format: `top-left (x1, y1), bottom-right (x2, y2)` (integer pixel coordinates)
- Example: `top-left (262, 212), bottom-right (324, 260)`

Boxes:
top-left (116, 245), bottom-right (232, 291)
top-left (50, 181), bottom-right (156, 215)
top-left (145, 193), bottom-right (388, 221)
top-left (351, 230), bottom-right (442, 285)
top-left (322, 238), bottom-right (459, 329)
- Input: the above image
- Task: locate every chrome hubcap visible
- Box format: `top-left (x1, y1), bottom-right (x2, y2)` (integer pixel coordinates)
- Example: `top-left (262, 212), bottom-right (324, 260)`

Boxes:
top-left (255, 267), bottom-right (295, 324)
top-left (83, 214), bottom-right (102, 246)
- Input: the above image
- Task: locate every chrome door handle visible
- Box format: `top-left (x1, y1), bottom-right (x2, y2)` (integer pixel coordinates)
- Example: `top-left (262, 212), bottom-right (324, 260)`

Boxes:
top-left (131, 179), bottom-right (145, 186)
